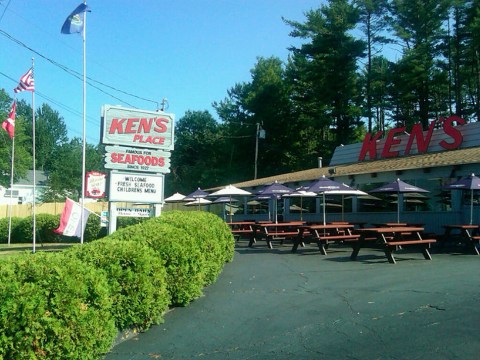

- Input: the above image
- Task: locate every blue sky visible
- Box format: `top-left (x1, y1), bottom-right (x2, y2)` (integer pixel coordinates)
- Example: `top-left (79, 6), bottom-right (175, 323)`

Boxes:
top-left (0, 0), bottom-right (324, 144)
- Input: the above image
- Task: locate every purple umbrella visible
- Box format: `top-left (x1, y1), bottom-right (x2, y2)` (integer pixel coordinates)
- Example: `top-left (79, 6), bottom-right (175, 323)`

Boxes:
top-left (184, 188), bottom-right (209, 210)
top-left (256, 181), bottom-right (294, 223)
top-left (444, 173), bottom-right (480, 224)
top-left (305, 175), bottom-right (355, 225)
top-left (369, 179), bottom-right (429, 223)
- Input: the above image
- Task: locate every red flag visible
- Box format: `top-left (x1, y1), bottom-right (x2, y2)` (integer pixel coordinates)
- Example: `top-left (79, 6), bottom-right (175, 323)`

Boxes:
top-left (54, 198), bottom-right (90, 237)
top-left (14, 68), bottom-right (35, 93)
top-left (2, 101), bottom-right (16, 139)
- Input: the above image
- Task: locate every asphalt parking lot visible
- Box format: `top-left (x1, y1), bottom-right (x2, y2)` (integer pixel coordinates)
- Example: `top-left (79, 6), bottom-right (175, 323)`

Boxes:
top-left (105, 241), bottom-right (480, 360)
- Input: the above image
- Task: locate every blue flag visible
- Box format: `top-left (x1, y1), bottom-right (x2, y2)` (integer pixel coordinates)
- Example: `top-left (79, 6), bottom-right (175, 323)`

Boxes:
top-left (61, 3), bottom-right (89, 34)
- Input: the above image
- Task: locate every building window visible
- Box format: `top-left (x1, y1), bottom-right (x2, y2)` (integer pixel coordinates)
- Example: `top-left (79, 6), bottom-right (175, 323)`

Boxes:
top-left (4, 190), bottom-right (19, 197)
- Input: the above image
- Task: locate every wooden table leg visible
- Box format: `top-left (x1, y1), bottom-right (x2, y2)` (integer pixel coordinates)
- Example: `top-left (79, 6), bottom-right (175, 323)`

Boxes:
top-left (422, 246), bottom-right (433, 260)
top-left (384, 247), bottom-right (396, 264)
top-left (350, 244), bottom-right (360, 260)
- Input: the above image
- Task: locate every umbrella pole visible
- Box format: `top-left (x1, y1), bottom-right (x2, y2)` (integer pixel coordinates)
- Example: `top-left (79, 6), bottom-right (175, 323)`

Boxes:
top-left (229, 195), bottom-right (233, 223)
top-left (300, 196), bottom-right (303, 221)
top-left (323, 193), bottom-right (326, 225)
top-left (397, 192), bottom-right (400, 223)
top-left (470, 190), bottom-right (474, 225)
top-left (275, 198), bottom-right (278, 224)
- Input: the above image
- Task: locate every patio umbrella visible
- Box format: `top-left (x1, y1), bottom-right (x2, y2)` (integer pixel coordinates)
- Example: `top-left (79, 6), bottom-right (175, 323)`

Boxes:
top-left (283, 187), bottom-right (317, 221)
top-left (184, 198), bottom-right (212, 207)
top-left (164, 192), bottom-right (186, 210)
top-left (305, 176), bottom-right (354, 225)
top-left (256, 181), bottom-right (294, 223)
top-left (212, 196), bottom-right (239, 221)
top-left (209, 184), bottom-right (251, 222)
top-left (324, 187), bottom-right (368, 221)
top-left (164, 192), bottom-right (186, 202)
top-left (444, 173), bottom-right (480, 224)
top-left (369, 179), bottom-right (429, 223)
top-left (184, 188), bottom-right (209, 210)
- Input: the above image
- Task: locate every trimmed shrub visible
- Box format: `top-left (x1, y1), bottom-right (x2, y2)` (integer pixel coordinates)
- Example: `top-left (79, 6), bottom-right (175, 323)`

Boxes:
top-left (0, 216), bottom-right (23, 243)
top-left (9, 211), bottom-right (103, 244)
top-left (157, 211), bottom-right (235, 284)
top-left (66, 239), bottom-right (171, 331)
top-left (83, 212), bottom-right (102, 242)
top-left (109, 220), bottom-right (205, 306)
top-left (116, 216), bottom-right (148, 230)
top-left (0, 252), bottom-right (116, 360)
top-left (11, 214), bottom-right (62, 244)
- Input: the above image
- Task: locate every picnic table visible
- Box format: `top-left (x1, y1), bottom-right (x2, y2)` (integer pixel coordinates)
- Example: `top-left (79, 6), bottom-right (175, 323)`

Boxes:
top-left (227, 221), bottom-right (257, 242)
top-left (328, 221), bottom-right (367, 228)
top-left (350, 226), bottom-right (436, 264)
top-left (442, 224), bottom-right (480, 255)
top-left (372, 222), bottom-right (424, 227)
top-left (292, 224), bottom-right (359, 255)
top-left (249, 221), bottom-right (304, 249)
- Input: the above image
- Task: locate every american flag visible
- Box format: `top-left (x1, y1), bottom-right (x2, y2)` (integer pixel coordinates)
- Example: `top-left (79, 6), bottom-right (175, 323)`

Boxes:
top-left (14, 68), bottom-right (35, 93)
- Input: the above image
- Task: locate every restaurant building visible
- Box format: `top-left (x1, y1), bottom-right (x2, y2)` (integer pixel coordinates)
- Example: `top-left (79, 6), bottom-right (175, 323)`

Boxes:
top-left (227, 118), bottom-right (480, 235)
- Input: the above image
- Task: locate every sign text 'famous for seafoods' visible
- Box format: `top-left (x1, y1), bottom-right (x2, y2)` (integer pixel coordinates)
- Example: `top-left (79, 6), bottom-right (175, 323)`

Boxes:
top-left (102, 105), bottom-right (175, 151)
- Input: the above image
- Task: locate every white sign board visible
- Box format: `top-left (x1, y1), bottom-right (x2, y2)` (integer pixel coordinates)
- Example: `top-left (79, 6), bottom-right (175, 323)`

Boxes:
top-left (102, 105), bottom-right (175, 150)
top-left (105, 145), bottom-right (171, 173)
top-left (108, 172), bottom-right (164, 203)
top-left (116, 207), bottom-right (152, 217)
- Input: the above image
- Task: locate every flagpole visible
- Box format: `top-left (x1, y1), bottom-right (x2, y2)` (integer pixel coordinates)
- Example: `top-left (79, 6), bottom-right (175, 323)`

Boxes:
top-left (80, 0), bottom-right (87, 244)
top-left (31, 58), bottom-right (36, 253)
top-left (7, 118), bottom-right (15, 246)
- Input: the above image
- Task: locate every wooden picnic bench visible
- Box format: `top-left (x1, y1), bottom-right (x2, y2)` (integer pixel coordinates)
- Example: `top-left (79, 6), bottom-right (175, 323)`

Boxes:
top-left (227, 221), bottom-right (257, 242)
top-left (351, 227), bottom-right (436, 264)
top-left (292, 224), bottom-right (359, 255)
top-left (249, 222), bottom-right (304, 249)
top-left (442, 224), bottom-right (480, 255)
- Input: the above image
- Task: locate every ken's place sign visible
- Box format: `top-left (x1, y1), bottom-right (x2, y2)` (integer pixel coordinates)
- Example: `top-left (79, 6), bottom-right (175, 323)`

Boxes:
top-left (101, 105), bottom-right (175, 151)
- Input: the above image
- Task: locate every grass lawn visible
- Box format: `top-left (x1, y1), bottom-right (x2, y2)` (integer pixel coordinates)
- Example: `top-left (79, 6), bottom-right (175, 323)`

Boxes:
top-left (0, 242), bottom-right (79, 257)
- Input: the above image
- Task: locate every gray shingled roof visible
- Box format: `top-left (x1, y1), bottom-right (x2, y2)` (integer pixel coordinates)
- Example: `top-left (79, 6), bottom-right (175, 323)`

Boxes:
top-left (211, 147), bottom-right (480, 190)
top-left (15, 170), bottom-right (48, 187)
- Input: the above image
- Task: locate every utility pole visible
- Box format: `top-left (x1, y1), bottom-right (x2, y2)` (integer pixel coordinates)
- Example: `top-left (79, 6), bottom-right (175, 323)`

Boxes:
top-left (254, 123), bottom-right (259, 180)
top-left (254, 123), bottom-right (265, 179)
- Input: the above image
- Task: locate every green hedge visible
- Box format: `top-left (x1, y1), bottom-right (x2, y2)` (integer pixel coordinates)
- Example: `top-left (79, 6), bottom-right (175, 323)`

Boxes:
top-left (109, 220), bottom-right (206, 306)
top-left (1, 212), bottom-right (102, 244)
top-left (0, 216), bottom-right (23, 243)
top-left (66, 239), bottom-right (171, 331)
top-left (0, 210), bottom-right (235, 358)
top-left (156, 211), bottom-right (235, 285)
top-left (0, 252), bottom-right (117, 360)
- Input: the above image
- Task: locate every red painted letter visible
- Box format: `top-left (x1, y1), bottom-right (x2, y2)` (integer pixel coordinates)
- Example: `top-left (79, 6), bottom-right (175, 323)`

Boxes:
top-left (109, 118), bottom-right (125, 134)
top-left (440, 116), bottom-right (465, 150)
top-left (358, 131), bottom-right (383, 161)
top-left (381, 127), bottom-right (405, 158)
top-left (405, 121), bottom-right (435, 155)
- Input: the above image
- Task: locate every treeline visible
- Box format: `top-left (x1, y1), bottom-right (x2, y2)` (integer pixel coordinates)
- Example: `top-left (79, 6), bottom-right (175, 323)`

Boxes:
top-left (168, 0), bottom-right (480, 194)
top-left (2, 1), bottom-right (480, 199)
top-left (0, 89), bottom-right (104, 201)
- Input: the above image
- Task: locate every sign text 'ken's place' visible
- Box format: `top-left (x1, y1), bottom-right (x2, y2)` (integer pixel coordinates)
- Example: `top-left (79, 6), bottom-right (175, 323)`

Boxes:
top-left (102, 105), bottom-right (175, 150)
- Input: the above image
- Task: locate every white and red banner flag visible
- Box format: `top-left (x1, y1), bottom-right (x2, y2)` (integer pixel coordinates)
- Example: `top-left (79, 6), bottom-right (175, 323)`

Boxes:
top-left (54, 198), bottom-right (90, 237)
top-left (2, 101), bottom-right (16, 138)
